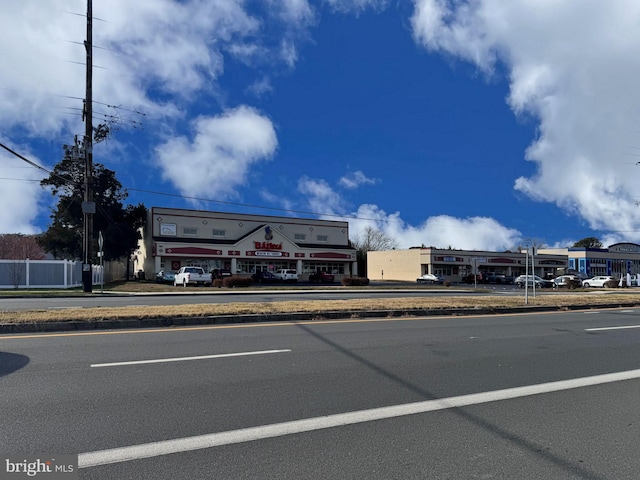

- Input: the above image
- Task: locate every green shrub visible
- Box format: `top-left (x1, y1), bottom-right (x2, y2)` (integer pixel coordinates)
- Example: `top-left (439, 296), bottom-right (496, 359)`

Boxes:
top-left (341, 276), bottom-right (370, 286)
top-left (222, 275), bottom-right (253, 288)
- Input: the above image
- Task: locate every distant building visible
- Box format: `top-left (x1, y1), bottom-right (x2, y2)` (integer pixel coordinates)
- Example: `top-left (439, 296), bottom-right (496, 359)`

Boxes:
top-left (367, 247), bottom-right (567, 282)
top-left (538, 242), bottom-right (640, 278)
top-left (134, 207), bottom-right (357, 281)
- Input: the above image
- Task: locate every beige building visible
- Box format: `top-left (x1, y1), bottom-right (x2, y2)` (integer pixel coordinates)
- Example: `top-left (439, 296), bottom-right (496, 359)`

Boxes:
top-left (367, 247), bottom-right (567, 282)
top-left (135, 207), bottom-right (357, 280)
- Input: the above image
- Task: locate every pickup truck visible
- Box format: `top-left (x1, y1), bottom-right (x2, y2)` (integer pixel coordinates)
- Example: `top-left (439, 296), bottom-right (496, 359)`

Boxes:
top-left (173, 266), bottom-right (212, 287)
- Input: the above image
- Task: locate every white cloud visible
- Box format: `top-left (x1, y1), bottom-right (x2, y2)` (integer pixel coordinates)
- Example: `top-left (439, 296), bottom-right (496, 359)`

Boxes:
top-left (411, 0), bottom-right (640, 241)
top-left (155, 106), bottom-right (278, 199)
top-left (0, 0), bottom-right (314, 233)
top-left (298, 176), bottom-right (345, 214)
top-left (324, 0), bottom-right (389, 15)
top-left (338, 170), bottom-right (378, 189)
top-left (348, 205), bottom-right (521, 251)
top-left (0, 143), bottom-right (47, 234)
top-left (300, 176), bottom-right (521, 250)
top-left (246, 77), bottom-right (274, 98)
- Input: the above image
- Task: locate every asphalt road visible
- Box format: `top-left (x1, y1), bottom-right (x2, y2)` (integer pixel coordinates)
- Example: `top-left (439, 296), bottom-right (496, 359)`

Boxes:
top-left (2, 308), bottom-right (640, 479)
top-left (0, 284), bottom-right (548, 311)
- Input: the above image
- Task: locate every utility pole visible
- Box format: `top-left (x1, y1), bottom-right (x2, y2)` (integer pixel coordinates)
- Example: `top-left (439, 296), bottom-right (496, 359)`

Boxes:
top-left (81, 0), bottom-right (95, 293)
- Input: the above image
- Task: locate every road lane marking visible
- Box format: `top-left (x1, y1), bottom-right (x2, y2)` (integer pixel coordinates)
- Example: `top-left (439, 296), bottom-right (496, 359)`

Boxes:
top-left (585, 324), bottom-right (640, 332)
top-left (90, 349), bottom-right (291, 368)
top-left (78, 367), bottom-right (640, 468)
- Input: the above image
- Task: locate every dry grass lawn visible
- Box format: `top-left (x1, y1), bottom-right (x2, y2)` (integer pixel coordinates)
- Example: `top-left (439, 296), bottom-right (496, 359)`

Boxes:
top-left (2, 288), bottom-right (640, 324)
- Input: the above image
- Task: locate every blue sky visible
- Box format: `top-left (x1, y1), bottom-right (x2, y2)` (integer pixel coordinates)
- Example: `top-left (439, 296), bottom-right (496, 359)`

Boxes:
top-left (3, 1), bottom-right (640, 251)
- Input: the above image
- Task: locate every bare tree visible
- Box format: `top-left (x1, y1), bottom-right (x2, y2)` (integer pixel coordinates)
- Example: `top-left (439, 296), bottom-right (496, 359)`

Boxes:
top-left (0, 234), bottom-right (46, 260)
top-left (350, 226), bottom-right (399, 277)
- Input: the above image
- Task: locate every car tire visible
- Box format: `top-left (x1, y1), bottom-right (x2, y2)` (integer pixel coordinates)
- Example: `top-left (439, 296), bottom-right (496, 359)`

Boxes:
top-left (583, 283), bottom-right (590, 288)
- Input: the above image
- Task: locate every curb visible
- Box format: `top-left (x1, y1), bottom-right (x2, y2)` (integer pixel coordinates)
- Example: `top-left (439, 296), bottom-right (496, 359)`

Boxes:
top-left (2, 302), bottom-right (638, 334)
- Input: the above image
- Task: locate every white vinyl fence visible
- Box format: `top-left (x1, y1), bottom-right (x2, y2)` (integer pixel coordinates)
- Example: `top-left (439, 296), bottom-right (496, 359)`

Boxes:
top-left (0, 259), bottom-right (128, 289)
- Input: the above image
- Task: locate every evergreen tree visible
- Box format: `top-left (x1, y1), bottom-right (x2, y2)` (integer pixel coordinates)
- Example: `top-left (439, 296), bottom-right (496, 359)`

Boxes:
top-left (38, 153), bottom-right (146, 261)
top-left (572, 237), bottom-right (603, 248)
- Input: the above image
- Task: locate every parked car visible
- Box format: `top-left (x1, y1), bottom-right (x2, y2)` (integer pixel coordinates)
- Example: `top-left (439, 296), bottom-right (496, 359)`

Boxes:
top-left (155, 270), bottom-right (175, 284)
top-left (460, 274), bottom-right (482, 284)
top-left (486, 273), bottom-right (515, 284)
top-left (514, 275), bottom-right (554, 288)
top-left (552, 275), bottom-right (582, 289)
top-left (251, 271), bottom-right (278, 283)
top-left (274, 269), bottom-right (298, 282)
top-left (309, 271), bottom-right (335, 283)
top-left (582, 276), bottom-right (616, 288)
top-left (416, 273), bottom-right (444, 284)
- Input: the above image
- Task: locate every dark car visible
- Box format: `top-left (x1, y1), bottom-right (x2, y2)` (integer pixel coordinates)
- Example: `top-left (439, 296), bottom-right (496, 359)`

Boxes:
top-left (155, 270), bottom-right (175, 284)
top-left (309, 271), bottom-right (335, 283)
top-left (460, 274), bottom-right (482, 284)
top-left (252, 271), bottom-right (277, 283)
top-left (486, 274), bottom-right (515, 284)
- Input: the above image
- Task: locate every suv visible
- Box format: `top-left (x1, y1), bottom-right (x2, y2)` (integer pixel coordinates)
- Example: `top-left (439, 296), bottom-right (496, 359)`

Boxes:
top-left (274, 269), bottom-right (298, 282)
top-left (582, 276), bottom-right (616, 288)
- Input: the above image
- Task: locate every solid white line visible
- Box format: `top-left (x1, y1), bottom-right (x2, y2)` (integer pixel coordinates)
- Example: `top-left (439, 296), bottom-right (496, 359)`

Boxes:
top-left (585, 325), bottom-right (640, 332)
top-left (90, 349), bottom-right (291, 368)
top-left (78, 367), bottom-right (640, 468)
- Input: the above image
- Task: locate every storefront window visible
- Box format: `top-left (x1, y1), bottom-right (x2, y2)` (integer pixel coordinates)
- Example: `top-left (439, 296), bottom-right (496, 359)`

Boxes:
top-left (302, 262), bottom-right (345, 274)
top-left (236, 260), bottom-right (297, 274)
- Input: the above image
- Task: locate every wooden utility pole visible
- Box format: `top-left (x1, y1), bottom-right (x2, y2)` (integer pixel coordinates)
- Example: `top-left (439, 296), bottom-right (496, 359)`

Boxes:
top-left (82, 0), bottom-right (95, 293)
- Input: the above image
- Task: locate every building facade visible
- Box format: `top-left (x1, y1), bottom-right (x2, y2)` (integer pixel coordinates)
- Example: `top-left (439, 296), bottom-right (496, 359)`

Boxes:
top-left (367, 247), bottom-right (567, 282)
top-left (134, 207), bottom-right (357, 281)
top-left (539, 243), bottom-right (640, 278)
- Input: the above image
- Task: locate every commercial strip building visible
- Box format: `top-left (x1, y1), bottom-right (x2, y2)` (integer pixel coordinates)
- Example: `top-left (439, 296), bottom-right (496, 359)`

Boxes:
top-left (368, 242), bottom-right (640, 283)
top-left (538, 243), bottom-right (640, 278)
top-left (134, 207), bottom-right (357, 281)
top-left (367, 247), bottom-right (567, 283)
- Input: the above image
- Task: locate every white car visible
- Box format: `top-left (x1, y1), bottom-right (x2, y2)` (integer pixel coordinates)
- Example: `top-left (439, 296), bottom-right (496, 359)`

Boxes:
top-left (582, 276), bottom-right (615, 288)
top-left (416, 273), bottom-right (444, 284)
top-left (274, 269), bottom-right (298, 282)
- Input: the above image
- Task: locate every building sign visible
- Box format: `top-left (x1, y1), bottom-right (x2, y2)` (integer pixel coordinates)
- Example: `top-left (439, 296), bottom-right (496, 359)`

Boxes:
top-left (310, 252), bottom-right (352, 259)
top-left (488, 257), bottom-right (517, 264)
top-left (434, 256), bottom-right (464, 262)
top-left (159, 223), bottom-right (177, 236)
top-left (609, 243), bottom-right (640, 253)
top-left (247, 251), bottom-right (289, 257)
top-left (254, 241), bottom-right (282, 250)
top-left (165, 247), bottom-right (222, 255)
top-left (539, 260), bottom-right (565, 265)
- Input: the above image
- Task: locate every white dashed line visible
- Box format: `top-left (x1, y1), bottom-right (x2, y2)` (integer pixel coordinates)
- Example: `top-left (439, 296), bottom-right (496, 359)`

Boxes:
top-left (585, 325), bottom-right (640, 332)
top-left (90, 349), bottom-right (291, 368)
top-left (78, 367), bottom-right (640, 468)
